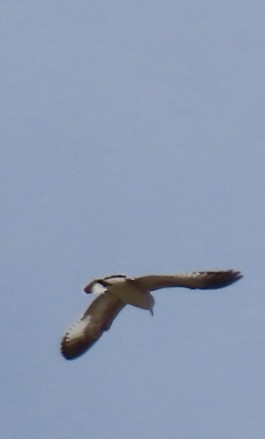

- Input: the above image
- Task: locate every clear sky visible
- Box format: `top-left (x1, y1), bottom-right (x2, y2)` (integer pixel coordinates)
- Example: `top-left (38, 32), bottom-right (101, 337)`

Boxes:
top-left (1, 2), bottom-right (265, 438)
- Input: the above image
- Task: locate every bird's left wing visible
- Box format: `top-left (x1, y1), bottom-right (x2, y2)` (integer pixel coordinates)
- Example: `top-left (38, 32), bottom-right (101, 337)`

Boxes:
top-left (61, 292), bottom-right (125, 360)
top-left (132, 270), bottom-right (242, 292)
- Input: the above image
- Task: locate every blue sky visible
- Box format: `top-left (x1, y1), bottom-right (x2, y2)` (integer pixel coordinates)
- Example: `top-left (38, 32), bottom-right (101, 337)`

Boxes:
top-left (1, 2), bottom-right (265, 438)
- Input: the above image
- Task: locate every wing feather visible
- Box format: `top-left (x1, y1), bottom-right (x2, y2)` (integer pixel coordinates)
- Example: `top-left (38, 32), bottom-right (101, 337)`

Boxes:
top-left (133, 270), bottom-right (242, 291)
top-left (61, 293), bottom-right (125, 360)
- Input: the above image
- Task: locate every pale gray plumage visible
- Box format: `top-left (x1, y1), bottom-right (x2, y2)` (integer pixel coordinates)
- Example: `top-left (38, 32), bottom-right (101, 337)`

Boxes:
top-left (61, 269), bottom-right (242, 360)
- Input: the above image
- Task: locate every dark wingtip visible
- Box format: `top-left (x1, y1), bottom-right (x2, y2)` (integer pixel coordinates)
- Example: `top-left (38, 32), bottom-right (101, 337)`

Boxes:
top-left (229, 270), bottom-right (243, 284)
top-left (231, 270), bottom-right (243, 282)
top-left (209, 269), bottom-right (243, 289)
top-left (60, 338), bottom-right (97, 360)
top-left (60, 347), bottom-right (76, 360)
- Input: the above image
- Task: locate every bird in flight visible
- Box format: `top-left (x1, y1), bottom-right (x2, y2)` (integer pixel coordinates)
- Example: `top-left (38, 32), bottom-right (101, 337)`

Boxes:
top-left (61, 269), bottom-right (242, 360)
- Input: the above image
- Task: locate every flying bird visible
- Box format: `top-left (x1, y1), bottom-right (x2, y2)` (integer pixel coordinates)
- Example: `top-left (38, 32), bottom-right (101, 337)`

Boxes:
top-left (61, 269), bottom-right (242, 360)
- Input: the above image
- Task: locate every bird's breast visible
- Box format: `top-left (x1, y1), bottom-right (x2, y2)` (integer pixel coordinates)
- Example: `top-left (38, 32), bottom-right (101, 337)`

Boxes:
top-left (108, 282), bottom-right (154, 311)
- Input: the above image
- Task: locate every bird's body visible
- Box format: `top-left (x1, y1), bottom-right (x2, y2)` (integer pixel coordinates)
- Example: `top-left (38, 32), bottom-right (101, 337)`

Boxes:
top-left (88, 275), bottom-right (155, 312)
top-left (61, 269), bottom-right (242, 360)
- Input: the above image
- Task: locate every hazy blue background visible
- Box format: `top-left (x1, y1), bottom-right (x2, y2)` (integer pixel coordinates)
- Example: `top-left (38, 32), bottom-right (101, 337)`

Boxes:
top-left (1, 2), bottom-right (264, 438)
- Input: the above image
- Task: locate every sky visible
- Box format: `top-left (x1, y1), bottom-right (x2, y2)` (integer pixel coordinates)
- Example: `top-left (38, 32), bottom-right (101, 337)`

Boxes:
top-left (1, 1), bottom-right (265, 438)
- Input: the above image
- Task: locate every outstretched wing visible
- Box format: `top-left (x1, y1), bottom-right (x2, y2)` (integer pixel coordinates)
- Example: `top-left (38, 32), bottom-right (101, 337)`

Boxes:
top-left (61, 293), bottom-right (125, 360)
top-left (133, 270), bottom-right (242, 292)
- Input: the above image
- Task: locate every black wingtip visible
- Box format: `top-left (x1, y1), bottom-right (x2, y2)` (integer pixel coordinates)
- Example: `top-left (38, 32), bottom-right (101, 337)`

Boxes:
top-left (60, 338), bottom-right (97, 360)
top-left (228, 269), bottom-right (243, 284)
top-left (208, 269), bottom-right (243, 289)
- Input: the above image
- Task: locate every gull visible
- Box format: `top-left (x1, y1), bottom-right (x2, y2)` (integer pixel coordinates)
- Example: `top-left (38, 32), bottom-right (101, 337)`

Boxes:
top-left (61, 269), bottom-right (242, 360)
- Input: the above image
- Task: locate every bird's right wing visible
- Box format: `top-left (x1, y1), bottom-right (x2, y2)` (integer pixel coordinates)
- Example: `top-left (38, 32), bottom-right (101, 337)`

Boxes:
top-left (61, 292), bottom-right (125, 360)
top-left (133, 270), bottom-right (242, 292)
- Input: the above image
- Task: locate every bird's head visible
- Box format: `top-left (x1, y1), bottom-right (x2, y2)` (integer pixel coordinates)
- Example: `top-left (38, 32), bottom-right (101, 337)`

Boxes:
top-left (83, 280), bottom-right (107, 294)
